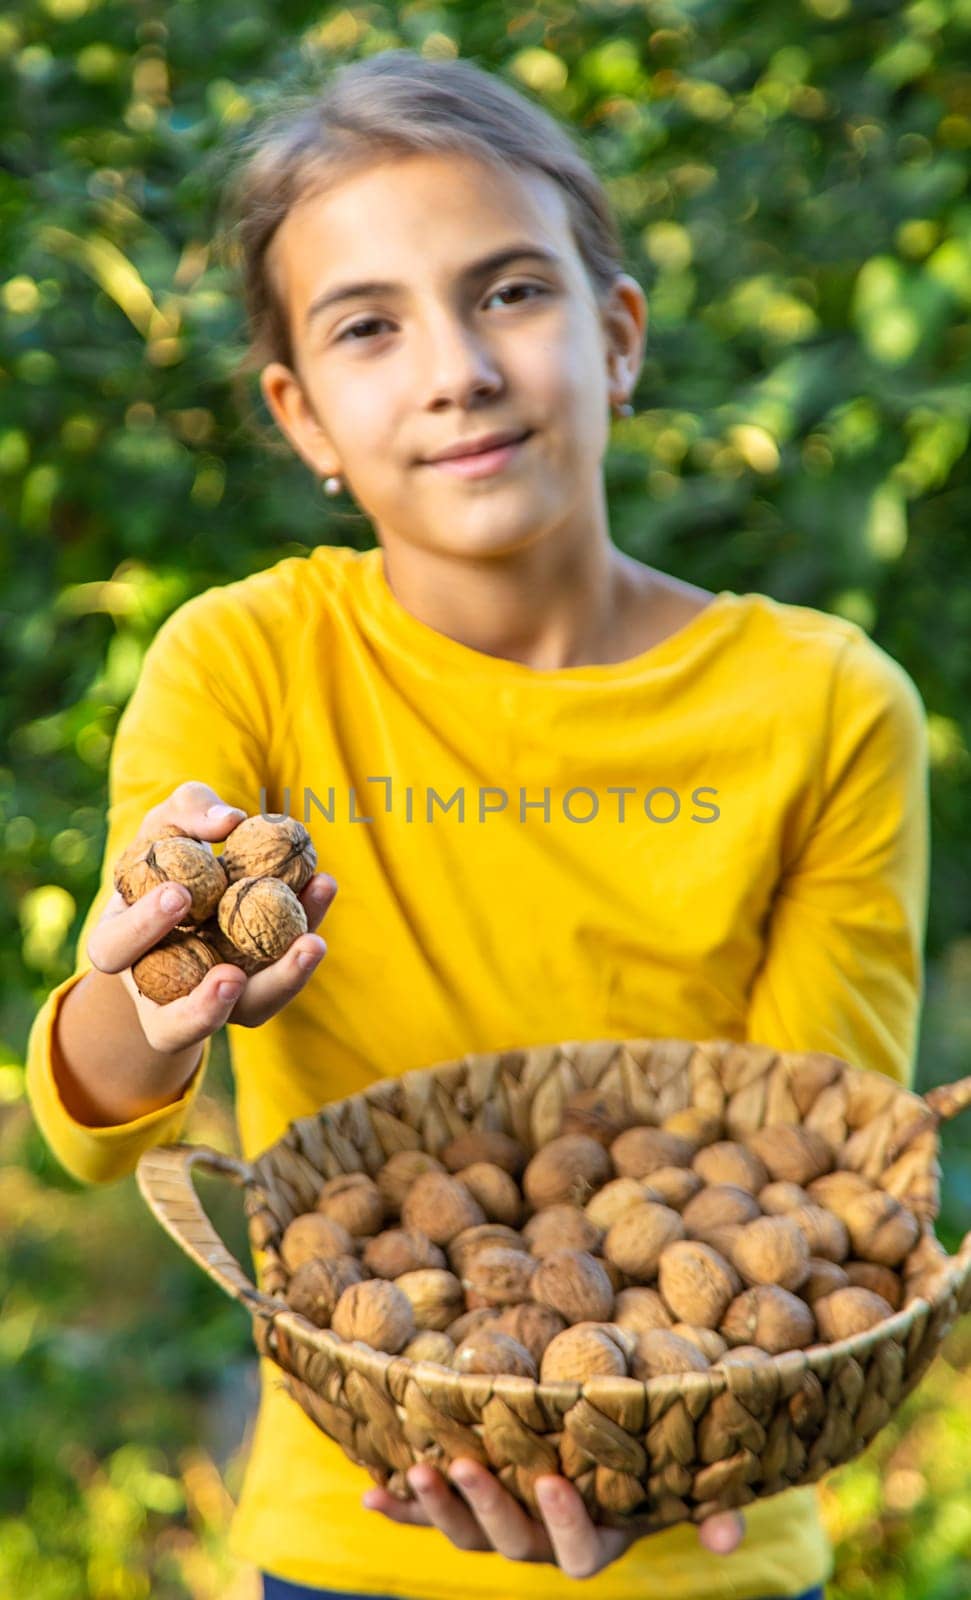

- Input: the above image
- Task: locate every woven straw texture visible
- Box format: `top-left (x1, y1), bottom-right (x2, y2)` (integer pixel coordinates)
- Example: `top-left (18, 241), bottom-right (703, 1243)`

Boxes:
top-left (136, 1037), bottom-right (971, 1531)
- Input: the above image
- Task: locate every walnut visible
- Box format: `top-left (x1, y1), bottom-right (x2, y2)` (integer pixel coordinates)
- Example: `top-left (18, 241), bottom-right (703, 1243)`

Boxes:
top-left (558, 1087), bottom-right (634, 1147)
top-left (814, 1286), bottom-right (895, 1341)
top-left (801, 1257), bottom-right (851, 1305)
top-left (201, 918), bottom-right (268, 978)
top-left (713, 1345), bottom-right (772, 1368)
top-left (603, 1201), bottom-right (685, 1279)
top-left (661, 1109), bottom-right (724, 1146)
top-left (394, 1268), bottom-right (464, 1331)
top-left (540, 1322), bottom-right (629, 1382)
top-left (453, 1162), bottom-right (523, 1227)
top-left (286, 1255), bottom-right (365, 1327)
top-left (131, 928), bottom-right (221, 1003)
top-left (610, 1126), bottom-right (697, 1179)
top-left (805, 1170), bottom-right (874, 1219)
top-left (453, 1327), bottom-right (537, 1378)
top-left (643, 1166), bottom-right (704, 1210)
top-left (902, 1229), bottom-right (950, 1285)
top-left (522, 1203), bottom-right (602, 1257)
top-left (583, 1178), bottom-right (654, 1231)
top-left (758, 1180), bottom-right (810, 1215)
top-left (611, 1286), bottom-right (674, 1334)
top-left (628, 1328), bottom-right (710, 1377)
top-left (113, 834), bottom-right (227, 925)
top-left (217, 875), bottom-right (308, 965)
top-left (671, 1323), bottom-right (728, 1361)
top-left (446, 1306), bottom-right (501, 1345)
top-left (658, 1241), bottom-right (741, 1328)
top-left (280, 1213), bottom-right (355, 1272)
top-left (400, 1170), bottom-right (486, 1245)
top-left (842, 1261), bottom-right (903, 1310)
top-left (402, 1331), bottom-right (455, 1366)
top-left (331, 1279), bottom-right (416, 1353)
top-left (681, 1184), bottom-right (761, 1237)
top-left (743, 1123), bottom-right (835, 1187)
top-left (698, 1223), bottom-right (749, 1259)
top-left (522, 1135), bottom-right (613, 1209)
top-left (729, 1216), bottom-right (811, 1293)
top-left (218, 813), bottom-right (317, 893)
top-left (596, 1255), bottom-right (630, 1294)
top-left (530, 1249), bottom-right (615, 1324)
top-left (720, 1285), bottom-right (816, 1354)
top-left (375, 1151), bottom-right (446, 1212)
top-left (438, 1129), bottom-right (528, 1178)
top-left (461, 1246), bottom-right (537, 1308)
top-left (361, 1229), bottom-right (447, 1279)
top-left (787, 1203), bottom-right (850, 1262)
top-left (447, 1223), bottom-right (526, 1277)
top-left (316, 1173), bottom-right (385, 1237)
top-left (691, 1141), bottom-right (769, 1195)
top-left (494, 1303), bottom-right (567, 1364)
top-left (841, 1191), bottom-right (921, 1267)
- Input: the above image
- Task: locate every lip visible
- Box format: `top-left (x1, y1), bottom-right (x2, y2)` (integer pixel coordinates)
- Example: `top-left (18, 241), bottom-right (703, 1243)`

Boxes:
top-left (422, 431), bottom-right (533, 479)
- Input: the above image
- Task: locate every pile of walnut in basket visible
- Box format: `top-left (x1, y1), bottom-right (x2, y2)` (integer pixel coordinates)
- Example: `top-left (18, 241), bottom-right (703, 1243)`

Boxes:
top-left (279, 1089), bottom-right (952, 1383)
top-left (113, 815), bottom-right (315, 1004)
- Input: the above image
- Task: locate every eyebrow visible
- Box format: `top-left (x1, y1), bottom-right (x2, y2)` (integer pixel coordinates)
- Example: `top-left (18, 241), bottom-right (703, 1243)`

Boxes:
top-left (304, 244), bottom-right (564, 329)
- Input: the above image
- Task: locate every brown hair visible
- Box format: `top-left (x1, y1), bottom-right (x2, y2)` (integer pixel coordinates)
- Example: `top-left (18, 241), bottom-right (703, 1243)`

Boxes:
top-left (216, 49), bottom-right (628, 455)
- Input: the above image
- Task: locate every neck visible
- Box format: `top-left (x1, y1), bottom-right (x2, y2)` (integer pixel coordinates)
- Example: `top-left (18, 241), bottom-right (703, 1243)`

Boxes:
top-left (377, 525), bottom-right (649, 672)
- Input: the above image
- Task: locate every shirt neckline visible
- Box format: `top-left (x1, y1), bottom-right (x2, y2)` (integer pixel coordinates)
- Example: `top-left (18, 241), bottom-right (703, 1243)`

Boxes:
top-left (345, 545), bottom-right (743, 688)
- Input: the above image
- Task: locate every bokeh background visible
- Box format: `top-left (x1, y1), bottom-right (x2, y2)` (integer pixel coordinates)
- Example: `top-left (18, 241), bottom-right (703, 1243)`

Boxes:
top-left (3, 2), bottom-right (971, 1596)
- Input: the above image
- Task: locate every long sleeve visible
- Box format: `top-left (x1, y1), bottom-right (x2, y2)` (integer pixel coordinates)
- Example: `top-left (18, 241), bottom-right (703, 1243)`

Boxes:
top-left (24, 584), bottom-right (280, 1185)
top-left (745, 630), bottom-right (930, 1089)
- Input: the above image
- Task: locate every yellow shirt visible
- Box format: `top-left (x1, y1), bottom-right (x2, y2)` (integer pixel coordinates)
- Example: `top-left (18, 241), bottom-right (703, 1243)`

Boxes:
top-left (25, 543), bottom-right (929, 1599)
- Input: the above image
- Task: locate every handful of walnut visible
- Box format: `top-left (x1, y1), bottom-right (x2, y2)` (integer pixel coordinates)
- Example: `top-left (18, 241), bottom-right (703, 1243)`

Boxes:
top-left (115, 814), bottom-right (316, 1003)
top-left (277, 1092), bottom-right (947, 1380)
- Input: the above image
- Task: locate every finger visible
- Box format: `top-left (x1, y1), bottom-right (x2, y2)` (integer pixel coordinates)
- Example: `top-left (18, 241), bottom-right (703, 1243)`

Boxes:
top-left (88, 881), bottom-right (196, 974)
top-left (446, 1460), bottom-right (550, 1562)
top-left (228, 933), bottom-right (327, 1027)
top-left (698, 1510), bottom-right (746, 1555)
top-left (297, 873), bottom-right (339, 932)
top-left (126, 960), bottom-right (249, 1055)
top-left (361, 1486), bottom-right (435, 1527)
top-left (533, 1476), bottom-right (604, 1579)
top-left (401, 1463), bottom-right (492, 1552)
top-left (364, 1465), bottom-right (489, 1542)
top-left (142, 783), bottom-right (247, 844)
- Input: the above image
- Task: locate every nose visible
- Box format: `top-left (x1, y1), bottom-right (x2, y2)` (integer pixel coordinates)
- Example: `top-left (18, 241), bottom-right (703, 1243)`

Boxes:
top-left (420, 307), bottom-right (504, 412)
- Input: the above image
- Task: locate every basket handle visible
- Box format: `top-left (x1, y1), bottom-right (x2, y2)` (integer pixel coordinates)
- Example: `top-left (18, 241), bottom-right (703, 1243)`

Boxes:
top-left (135, 1143), bottom-right (287, 1321)
top-left (922, 1073), bottom-right (971, 1125)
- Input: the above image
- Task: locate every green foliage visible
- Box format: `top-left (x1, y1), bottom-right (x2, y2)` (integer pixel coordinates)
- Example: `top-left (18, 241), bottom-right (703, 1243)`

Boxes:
top-left (2, 1), bottom-right (970, 1594)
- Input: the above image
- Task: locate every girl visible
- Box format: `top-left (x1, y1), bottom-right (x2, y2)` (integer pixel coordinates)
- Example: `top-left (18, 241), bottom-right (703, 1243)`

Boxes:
top-left (27, 49), bottom-right (927, 1600)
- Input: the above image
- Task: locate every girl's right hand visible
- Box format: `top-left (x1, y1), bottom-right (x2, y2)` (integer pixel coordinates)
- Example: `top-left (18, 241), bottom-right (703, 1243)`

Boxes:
top-left (85, 782), bottom-right (338, 1056)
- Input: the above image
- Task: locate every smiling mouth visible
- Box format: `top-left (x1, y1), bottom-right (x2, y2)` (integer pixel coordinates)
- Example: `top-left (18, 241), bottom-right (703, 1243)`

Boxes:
top-left (421, 432), bottom-right (535, 475)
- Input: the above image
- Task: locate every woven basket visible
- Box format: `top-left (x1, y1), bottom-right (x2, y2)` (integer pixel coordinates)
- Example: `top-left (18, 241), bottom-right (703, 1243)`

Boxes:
top-left (136, 1037), bottom-right (971, 1531)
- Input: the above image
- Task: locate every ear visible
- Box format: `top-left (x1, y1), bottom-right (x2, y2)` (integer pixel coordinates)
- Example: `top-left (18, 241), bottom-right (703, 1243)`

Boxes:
top-left (259, 362), bottom-right (339, 479)
top-left (599, 273), bottom-right (648, 411)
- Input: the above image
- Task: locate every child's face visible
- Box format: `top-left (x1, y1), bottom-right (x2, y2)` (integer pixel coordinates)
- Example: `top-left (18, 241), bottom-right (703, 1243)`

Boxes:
top-left (260, 150), bottom-right (645, 562)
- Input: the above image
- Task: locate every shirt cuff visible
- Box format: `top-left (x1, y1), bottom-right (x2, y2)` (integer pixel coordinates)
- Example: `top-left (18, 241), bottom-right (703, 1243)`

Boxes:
top-left (24, 969), bottom-right (211, 1186)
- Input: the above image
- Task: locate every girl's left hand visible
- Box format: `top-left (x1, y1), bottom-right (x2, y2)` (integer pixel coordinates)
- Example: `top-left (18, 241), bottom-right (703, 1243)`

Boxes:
top-left (363, 1457), bottom-right (746, 1579)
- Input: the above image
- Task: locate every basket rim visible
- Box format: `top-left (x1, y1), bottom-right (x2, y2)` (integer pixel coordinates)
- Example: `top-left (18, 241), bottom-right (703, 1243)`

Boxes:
top-left (261, 1277), bottom-right (956, 1402)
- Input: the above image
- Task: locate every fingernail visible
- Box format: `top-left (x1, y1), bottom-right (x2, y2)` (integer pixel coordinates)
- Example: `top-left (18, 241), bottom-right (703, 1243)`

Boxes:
top-left (207, 804), bottom-right (244, 821)
top-left (160, 887), bottom-right (188, 913)
top-left (362, 1492), bottom-right (379, 1510)
top-left (449, 1463), bottom-right (476, 1488)
top-left (298, 953), bottom-right (319, 972)
top-left (219, 980), bottom-right (243, 1000)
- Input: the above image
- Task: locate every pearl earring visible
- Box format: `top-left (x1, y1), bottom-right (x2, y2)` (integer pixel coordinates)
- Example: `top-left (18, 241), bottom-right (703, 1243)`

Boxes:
top-left (322, 475), bottom-right (342, 495)
top-left (614, 401), bottom-right (634, 418)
